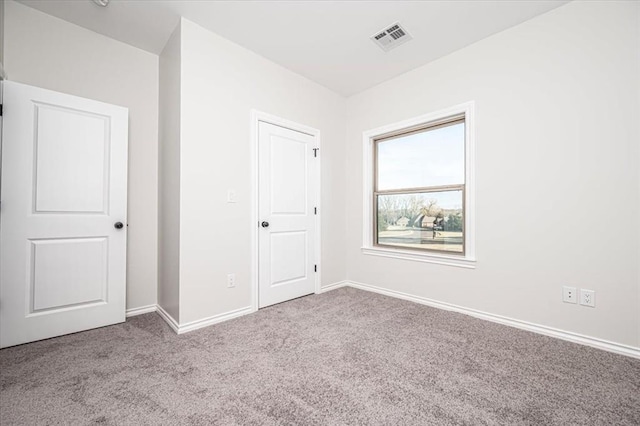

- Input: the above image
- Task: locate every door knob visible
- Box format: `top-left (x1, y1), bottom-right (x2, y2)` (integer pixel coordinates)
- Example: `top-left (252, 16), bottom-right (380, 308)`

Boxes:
top-left (261, 221), bottom-right (269, 228)
top-left (114, 222), bottom-right (124, 229)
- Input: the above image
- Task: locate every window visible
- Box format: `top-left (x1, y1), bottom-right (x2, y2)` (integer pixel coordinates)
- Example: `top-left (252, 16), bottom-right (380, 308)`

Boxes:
top-left (375, 118), bottom-right (465, 253)
top-left (362, 102), bottom-right (475, 268)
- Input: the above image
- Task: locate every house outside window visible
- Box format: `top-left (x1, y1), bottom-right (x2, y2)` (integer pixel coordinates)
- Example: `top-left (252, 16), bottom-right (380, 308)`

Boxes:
top-left (362, 102), bottom-right (476, 268)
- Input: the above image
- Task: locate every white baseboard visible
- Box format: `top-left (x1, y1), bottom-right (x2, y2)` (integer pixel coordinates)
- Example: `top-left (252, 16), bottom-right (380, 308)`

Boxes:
top-left (317, 280), bottom-right (348, 293)
top-left (155, 304), bottom-right (180, 333)
top-left (153, 303), bottom-right (252, 335)
top-left (136, 281), bottom-right (640, 359)
top-left (125, 304), bottom-right (157, 318)
top-left (177, 306), bottom-right (253, 334)
top-left (322, 280), bottom-right (640, 359)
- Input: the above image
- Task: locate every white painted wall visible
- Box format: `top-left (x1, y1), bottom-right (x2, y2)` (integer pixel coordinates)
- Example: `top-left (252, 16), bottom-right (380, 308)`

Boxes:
top-left (345, 1), bottom-right (640, 347)
top-left (0, 0), bottom-right (4, 66)
top-left (175, 18), bottom-right (346, 324)
top-left (157, 23), bottom-right (181, 321)
top-left (3, 1), bottom-right (159, 311)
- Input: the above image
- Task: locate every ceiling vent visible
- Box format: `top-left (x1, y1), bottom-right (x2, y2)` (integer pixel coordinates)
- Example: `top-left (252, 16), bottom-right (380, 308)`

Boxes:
top-left (371, 22), bottom-right (412, 52)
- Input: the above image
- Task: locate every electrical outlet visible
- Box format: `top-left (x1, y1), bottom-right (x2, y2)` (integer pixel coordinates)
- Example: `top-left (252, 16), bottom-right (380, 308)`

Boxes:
top-left (227, 273), bottom-right (236, 288)
top-left (562, 286), bottom-right (577, 304)
top-left (580, 289), bottom-right (595, 307)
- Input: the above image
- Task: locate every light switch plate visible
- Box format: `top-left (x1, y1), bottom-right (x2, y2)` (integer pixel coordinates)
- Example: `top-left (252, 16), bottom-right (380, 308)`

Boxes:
top-left (227, 189), bottom-right (237, 203)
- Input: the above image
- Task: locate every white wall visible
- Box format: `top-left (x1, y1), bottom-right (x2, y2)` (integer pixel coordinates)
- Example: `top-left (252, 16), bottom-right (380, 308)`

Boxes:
top-left (157, 23), bottom-right (181, 321)
top-left (172, 18), bottom-right (346, 324)
top-left (4, 1), bottom-right (159, 311)
top-left (0, 0), bottom-right (4, 66)
top-left (345, 0), bottom-right (640, 347)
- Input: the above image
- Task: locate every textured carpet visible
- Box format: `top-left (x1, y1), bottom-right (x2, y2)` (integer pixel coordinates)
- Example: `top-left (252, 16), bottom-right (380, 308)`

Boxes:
top-left (1, 287), bottom-right (639, 425)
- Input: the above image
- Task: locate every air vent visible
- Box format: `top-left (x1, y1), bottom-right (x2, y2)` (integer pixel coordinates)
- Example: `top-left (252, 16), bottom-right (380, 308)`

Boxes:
top-left (371, 22), bottom-right (412, 52)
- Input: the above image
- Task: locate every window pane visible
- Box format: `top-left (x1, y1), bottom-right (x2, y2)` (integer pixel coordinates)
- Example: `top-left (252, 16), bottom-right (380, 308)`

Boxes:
top-left (377, 122), bottom-right (464, 191)
top-left (376, 190), bottom-right (463, 253)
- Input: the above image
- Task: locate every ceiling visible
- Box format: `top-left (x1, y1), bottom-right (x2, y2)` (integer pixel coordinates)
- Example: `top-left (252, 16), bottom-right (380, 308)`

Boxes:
top-left (16, 0), bottom-right (569, 96)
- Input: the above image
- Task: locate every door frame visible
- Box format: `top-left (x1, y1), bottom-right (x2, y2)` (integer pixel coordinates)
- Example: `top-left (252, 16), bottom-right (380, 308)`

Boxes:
top-left (250, 110), bottom-right (321, 312)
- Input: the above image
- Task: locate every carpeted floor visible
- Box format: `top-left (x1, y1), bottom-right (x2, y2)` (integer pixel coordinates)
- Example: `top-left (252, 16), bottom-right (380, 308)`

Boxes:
top-left (1, 287), bottom-right (639, 425)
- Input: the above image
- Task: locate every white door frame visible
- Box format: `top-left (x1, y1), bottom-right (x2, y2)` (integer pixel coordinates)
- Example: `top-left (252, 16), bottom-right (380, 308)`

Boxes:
top-left (250, 110), bottom-right (321, 312)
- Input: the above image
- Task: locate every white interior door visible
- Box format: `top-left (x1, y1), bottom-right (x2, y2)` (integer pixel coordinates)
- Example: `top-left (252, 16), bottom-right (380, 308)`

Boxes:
top-left (258, 121), bottom-right (317, 308)
top-left (0, 81), bottom-right (128, 348)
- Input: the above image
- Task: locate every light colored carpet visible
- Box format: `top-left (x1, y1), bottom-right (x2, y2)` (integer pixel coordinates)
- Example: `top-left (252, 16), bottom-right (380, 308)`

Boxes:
top-left (1, 287), bottom-right (639, 425)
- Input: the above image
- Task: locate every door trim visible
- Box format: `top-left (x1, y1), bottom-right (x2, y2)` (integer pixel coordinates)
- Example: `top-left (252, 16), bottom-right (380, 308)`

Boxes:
top-left (250, 110), bottom-right (321, 312)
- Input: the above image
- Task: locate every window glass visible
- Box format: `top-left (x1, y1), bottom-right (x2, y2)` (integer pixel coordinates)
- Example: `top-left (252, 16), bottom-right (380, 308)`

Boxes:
top-left (376, 191), bottom-right (463, 253)
top-left (376, 122), bottom-right (464, 191)
top-left (374, 119), bottom-right (465, 255)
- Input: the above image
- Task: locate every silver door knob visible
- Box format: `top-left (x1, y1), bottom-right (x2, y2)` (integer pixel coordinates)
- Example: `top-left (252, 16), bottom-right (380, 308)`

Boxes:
top-left (261, 221), bottom-right (269, 228)
top-left (114, 222), bottom-right (124, 229)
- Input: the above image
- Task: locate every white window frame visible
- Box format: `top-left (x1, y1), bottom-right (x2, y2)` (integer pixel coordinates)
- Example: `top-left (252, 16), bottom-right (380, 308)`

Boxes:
top-left (362, 101), bottom-right (476, 269)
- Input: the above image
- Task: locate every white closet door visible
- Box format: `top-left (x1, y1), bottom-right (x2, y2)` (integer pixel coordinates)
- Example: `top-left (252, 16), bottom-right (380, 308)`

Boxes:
top-left (258, 121), bottom-right (317, 308)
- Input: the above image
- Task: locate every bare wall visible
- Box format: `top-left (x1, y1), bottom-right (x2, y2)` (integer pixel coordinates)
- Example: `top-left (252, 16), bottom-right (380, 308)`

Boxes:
top-left (177, 18), bottom-right (347, 323)
top-left (157, 23), bottom-right (181, 321)
top-left (0, 0), bottom-right (4, 66)
top-left (4, 0), bottom-right (159, 311)
top-left (345, 0), bottom-right (640, 347)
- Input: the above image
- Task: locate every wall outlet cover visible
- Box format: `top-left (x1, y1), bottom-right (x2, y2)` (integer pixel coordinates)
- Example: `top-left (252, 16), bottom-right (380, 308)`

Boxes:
top-left (580, 289), bottom-right (595, 307)
top-left (562, 286), bottom-right (577, 304)
top-left (227, 273), bottom-right (236, 288)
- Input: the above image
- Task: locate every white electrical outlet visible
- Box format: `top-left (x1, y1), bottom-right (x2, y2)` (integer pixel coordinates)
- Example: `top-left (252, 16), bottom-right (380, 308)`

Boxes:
top-left (227, 273), bottom-right (236, 288)
top-left (562, 286), bottom-right (577, 304)
top-left (580, 289), bottom-right (595, 307)
top-left (227, 189), bottom-right (237, 203)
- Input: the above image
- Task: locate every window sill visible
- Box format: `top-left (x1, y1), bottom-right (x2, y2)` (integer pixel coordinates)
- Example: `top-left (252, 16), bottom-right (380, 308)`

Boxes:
top-left (361, 246), bottom-right (476, 269)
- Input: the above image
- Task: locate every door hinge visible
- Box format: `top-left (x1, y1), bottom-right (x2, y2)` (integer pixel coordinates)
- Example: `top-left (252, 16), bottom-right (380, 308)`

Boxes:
top-left (314, 207), bottom-right (317, 215)
top-left (0, 104), bottom-right (3, 116)
top-left (313, 148), bottom-right (319, 157)
top-left (314, 264), bottom-right (317, 272)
